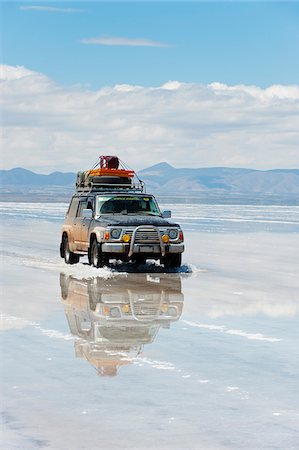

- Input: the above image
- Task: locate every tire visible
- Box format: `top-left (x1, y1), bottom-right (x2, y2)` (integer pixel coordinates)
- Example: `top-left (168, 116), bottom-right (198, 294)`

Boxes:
top-left (90, 239), bottom-right (108, 268)
top-left (163, 253), bottom-right (182, 269)
top-left (63, 236), bottom-right (80, 265)
top-left (88, 279), bottom-right (102, 310)
top-left (60, 273), bottom-right (70, 300)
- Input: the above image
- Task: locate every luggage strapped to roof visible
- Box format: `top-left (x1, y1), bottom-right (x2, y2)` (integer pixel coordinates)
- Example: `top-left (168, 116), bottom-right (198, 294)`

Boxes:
top-left (75, 155), bottom-right (145, 194)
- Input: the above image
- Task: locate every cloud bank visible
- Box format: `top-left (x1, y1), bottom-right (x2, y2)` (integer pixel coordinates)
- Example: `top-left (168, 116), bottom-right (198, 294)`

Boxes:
top-left (1, 65), bottom-right (298, 173)
top-left (80, 36), bottom-right (171, 48)
top-left (19, 6), bottom-right (84, 13)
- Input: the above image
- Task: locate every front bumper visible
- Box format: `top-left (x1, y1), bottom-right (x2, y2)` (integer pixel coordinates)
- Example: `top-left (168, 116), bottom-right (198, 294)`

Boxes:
top-left (101, 225), bottom-right (184, 258)
top-left (102, 242), bottom-right (184, 255)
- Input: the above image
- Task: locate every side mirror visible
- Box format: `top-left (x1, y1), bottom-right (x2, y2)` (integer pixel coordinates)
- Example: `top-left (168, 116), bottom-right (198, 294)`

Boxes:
top-left (82, 209), bottom-right (93, 219)
top-left (162, 210), bottom-right (171, 218)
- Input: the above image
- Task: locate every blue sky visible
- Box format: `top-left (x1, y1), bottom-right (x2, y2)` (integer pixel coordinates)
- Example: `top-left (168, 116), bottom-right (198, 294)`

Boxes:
top-left (2, 2), bottom-right (299, 88)
top-left (1, 2), bottom-right (299, 172)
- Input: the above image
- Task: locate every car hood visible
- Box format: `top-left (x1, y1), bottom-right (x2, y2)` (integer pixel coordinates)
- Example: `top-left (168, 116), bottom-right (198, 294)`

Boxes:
top-left (95, 215), bottom-right (180, 228)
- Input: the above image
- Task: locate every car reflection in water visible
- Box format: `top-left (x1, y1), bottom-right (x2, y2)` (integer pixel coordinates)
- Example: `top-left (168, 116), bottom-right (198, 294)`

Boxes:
top-left (60, 273), bottom-right (184, 376)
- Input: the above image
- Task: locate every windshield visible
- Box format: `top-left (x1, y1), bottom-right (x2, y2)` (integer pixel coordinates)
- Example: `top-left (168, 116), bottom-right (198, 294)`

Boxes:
top-left (97, 196), bottom-right (161, 216)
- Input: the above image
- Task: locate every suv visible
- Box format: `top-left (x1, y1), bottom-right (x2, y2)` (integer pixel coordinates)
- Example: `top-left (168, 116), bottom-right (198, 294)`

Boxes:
top-left (60, 185), bottom-right (184, 268)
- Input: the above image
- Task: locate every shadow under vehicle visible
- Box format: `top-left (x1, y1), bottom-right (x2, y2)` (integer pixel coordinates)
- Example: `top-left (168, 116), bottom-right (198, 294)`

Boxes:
top-left (60, 273), bottom-right (184, 376)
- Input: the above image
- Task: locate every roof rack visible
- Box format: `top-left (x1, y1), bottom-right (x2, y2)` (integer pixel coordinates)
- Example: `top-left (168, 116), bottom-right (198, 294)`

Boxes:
top-left (76, 180), bottom-right (145, 194)
top-left (75, 155), bottom-right (146, 195)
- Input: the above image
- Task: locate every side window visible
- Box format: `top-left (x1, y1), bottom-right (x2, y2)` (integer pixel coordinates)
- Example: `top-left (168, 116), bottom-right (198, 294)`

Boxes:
top-left (67, 198), bottom-right (79, 218)
top-left (77, 200), bottom-right (88, 218)
top-left (86, 199), bottom-right (94, 210)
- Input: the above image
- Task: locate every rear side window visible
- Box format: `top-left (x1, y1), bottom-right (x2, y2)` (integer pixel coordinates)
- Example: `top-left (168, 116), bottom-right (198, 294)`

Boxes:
top-left (77, 200), bottom-right (88, 217)
top-left (67, 198), bottom-right (79, 217)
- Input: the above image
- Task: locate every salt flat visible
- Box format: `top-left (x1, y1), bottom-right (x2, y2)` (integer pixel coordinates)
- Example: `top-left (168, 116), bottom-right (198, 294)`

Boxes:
top-left (1, 202), bottom-right (299, 450)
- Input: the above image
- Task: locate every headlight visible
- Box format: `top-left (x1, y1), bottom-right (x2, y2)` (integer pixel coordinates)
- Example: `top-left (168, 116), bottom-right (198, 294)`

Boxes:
top-left (110, 307), bottom-right (121, 318)
top-left (168, 306), bottom-right (178, 317)
top-left (110, 228), bottom-right (122, 239)
top-left (168, 229), bottom-right (178, 240)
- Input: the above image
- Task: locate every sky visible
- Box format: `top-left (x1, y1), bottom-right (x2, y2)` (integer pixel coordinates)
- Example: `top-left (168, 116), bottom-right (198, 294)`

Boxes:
top-left (1, 1), bottom-right (299, 172)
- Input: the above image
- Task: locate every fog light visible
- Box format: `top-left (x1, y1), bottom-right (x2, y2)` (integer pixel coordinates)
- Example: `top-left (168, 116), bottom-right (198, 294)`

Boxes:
top-left (121, 304), bottom-right (130, 313)
top-left (162, 234), bottom-right (169, 243)
top-left (122, 234), bottom-right (131, 243)
top-left (161, 303), bottom-right (169, 313)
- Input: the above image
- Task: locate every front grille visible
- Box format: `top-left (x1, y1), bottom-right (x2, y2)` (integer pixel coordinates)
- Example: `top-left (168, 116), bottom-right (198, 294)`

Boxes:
top-left (136, 229), bottom-right (160, 243)
top-left (132, 298), bottom-right (160, 320)
top-left (125, 228), bottom-right (160, 244)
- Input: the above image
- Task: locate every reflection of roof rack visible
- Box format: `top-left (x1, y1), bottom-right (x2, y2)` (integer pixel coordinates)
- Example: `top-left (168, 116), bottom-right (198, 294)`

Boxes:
top-left (75, 155), bottom-right (145, 194)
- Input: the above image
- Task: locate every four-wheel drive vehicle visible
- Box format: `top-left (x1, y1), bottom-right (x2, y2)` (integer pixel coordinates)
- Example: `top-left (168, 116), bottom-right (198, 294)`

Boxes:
top-left (60, 156), bottom-right (184, 268)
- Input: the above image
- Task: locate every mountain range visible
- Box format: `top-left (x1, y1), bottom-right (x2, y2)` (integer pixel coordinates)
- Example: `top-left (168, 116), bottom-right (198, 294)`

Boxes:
top-left (1, 164), bottom-right (299, 203)
top-left (0, 167), bottom-right (75, 186)
top-left (139, 163), bottom-right (299, 195)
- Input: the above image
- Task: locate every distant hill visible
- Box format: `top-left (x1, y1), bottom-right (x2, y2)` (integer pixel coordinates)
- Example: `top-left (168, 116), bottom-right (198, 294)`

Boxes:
top-left (0, 167), bottom-right (75, 186)
top-left (138, 163), bottom-right (299, 195)
top-left (0, 168), bottom-right (75, 202)
top-left (1, 165), bottom-right (299, 203)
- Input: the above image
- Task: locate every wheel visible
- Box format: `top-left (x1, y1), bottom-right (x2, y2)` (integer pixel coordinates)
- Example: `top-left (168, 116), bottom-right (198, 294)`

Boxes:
top-left (88, 278), bottom-right (102, 310)
top-left (163, 253), bottom-right (182, 269)
top-left (60, 273), bottom-right (70, 300)
top-left (63, 236), bottom-right (80, 265)
top-left (90, 239), bottom-right (108, 268)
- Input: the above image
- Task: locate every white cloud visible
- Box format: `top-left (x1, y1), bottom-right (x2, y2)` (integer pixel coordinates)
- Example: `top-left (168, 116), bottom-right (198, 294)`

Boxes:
top-left (19, 6), bottom-right (84, 13)
top-left (162, 81), bottom-right (186, 90)
top-left (0, 65), bottom-right (37, 80)
top-left (80, 36), bottom-right (171, 48)
top-left (1, 64), bottom-right (299, 173)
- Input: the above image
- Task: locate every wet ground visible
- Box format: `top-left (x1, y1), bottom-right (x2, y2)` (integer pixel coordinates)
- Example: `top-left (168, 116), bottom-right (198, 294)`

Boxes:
top-left (1, 203), bottom-right (299, 449)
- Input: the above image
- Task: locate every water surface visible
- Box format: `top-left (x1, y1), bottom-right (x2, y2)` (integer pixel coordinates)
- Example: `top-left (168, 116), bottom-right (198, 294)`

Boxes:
top-left (1, 202), bottom-right (299, 449)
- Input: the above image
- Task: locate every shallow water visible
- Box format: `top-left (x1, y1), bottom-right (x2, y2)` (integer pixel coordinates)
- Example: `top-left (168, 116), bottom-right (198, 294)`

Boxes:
top-left (1, 203), bottom-right (299, 449)
top-left (1, 201), bottom-right (299, 232)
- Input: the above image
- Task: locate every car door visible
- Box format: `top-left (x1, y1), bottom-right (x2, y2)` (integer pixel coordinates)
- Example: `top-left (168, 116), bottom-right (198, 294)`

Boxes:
top-left (80, 197), bottom-right (94, 251)
top-left (73, 199), bottom-right (87, 249)
top-left (64, 197), bottom-right (80, 250)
